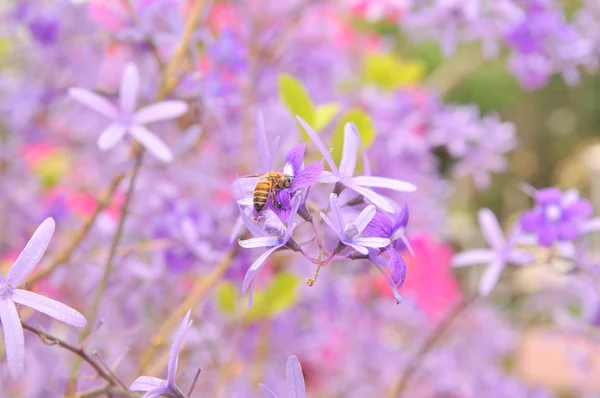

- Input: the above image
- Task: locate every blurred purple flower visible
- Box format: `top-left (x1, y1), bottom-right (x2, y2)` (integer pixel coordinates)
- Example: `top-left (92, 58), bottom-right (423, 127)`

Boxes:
top-left (260, 355), bottom-right (306, 398)
top-left (520, 187), bottom-right (599, 247)
top-left (0, 218), bottom-right (87, 378)
top-left (130, 309), bottom-right (192, 398)
top-left (321, 193), bottom-right (390, 255)
top-left (28, 17), bottom-right (60, 46)
top-left (68, 63), bottom-right (188, 162)
top-left (238, 192), bottom-right (302, 303)
top-left (297, 116), bottom-right (416, 213)
top-left (453, 209), bottom-right (534, 296)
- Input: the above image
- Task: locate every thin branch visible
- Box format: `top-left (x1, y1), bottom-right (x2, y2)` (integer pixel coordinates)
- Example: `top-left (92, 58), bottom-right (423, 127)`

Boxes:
top-left (77, 384), bottom-right (133, 398)
top-left (187, 368), bottom-right (202, 398)
top-left (66, 151), bottom-right (145, 396)
top-left (22, 322), bottom-right (122, 388)
top-left (138, 246), bottom-right (239, 374)
top-left (93, 352), bottom-right (129, 392)
top-left (386, 295), bottom-right (478, 397)
top-left (29, 172), bottom-right (126, 287)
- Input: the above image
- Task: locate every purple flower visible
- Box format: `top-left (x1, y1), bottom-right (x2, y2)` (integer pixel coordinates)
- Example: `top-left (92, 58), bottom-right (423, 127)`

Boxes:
top-left (297, 116), bottom-right (416, 213)
top-left (259, 355), bottom-right (306, 398)
top-left (452, 209), bottom-right (534, 296)
top-left (238, 192), bottom-right (303, 304)
top-left (68, 63), bottom-right (188, 162)
top-left (363, 204), bottom-right (412, 287)
top-left (520, 188), bottom-right (596, 247)
top-left (0, 218), bottom-right (87, 378)
top-left (130, 309), bottom-right (192, 398)
top-left (321, 193), bottom-right (391, 255)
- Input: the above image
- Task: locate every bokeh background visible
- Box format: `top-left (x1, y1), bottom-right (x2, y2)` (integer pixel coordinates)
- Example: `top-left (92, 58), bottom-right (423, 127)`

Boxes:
top-left (2, 0), bottom-right (600, 397)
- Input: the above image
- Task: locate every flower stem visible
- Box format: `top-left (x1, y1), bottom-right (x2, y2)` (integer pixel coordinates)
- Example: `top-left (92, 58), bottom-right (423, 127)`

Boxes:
top-left (65, 150), bottom-right (144, 396)
top-left (29, 172), bottom-right (126, 287)
top-left (306, 252), bottom-right (335, 287)
top-left (386, 294), bottom-right (478, 398)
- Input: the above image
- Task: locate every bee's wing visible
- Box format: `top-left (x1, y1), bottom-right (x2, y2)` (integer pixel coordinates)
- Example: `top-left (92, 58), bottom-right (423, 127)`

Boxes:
top-left (239, 173), bottom-right (267, 179)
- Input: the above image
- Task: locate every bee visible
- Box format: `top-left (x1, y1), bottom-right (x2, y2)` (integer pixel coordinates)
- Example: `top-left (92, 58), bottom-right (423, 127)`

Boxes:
top-left (243, 172), bottom-right (293, 213)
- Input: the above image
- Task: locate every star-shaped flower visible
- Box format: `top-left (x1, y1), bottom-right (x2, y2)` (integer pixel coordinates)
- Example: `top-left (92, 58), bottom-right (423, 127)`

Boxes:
top-left (452, 208), bottom-right (534, 296)
top-left (297, 116), bottom-right (416, 213)
top-left (259, 355), bottom-right (306, 398)
top-left (238, 192), bottom-right (303, 304)
top-left (130, 309), bottom-right (193, 398)
top-left (68, 63), bottom-right (188, 162)
top-left (0, 218), bottom-right (87, 378)
top-left (321, 193), bottom-right (391, 255)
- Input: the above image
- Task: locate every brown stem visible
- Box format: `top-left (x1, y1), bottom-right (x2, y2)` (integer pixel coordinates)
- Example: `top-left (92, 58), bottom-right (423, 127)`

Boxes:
top-left (138, 246), bottom-right (239, 374)
top-left (22, 322), bottom-right (128, 391)
top-left (386, 295), bottom-right (478, 398)
top-left (66, 151), bottom-right (145, 396)
top-left (29, 172), bottom-right (126, 287)
top-left (77, 384), bottom-right (132, 398)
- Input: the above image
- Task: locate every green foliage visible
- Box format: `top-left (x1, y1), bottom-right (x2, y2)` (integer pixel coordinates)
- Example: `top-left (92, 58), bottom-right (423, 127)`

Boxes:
top-left (216, 282), bottom-right (238, 314)
top-left (313, 103), bottom-right (341, 132)
top-left (246, 272), bottom-right (300, 321)
top-left (362, 52), bottom-right (424, 90)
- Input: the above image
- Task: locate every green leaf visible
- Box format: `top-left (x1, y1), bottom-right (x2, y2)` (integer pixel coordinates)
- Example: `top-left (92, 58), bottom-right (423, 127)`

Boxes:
top-left (216, 282), bottom-right (238, 314)
top-left (331, 109), bottom-right (376, 170)
top-left (277, 74), bottom-right (315, 140)
top-left (362, 53), bottom-right (424, 90)
top-left (246, 272), bottom-right (299, 321)
top-left (313, 103), bottom-right (341, 132)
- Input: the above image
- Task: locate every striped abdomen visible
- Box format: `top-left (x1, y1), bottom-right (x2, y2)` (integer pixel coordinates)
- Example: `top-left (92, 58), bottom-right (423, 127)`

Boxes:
top-left (253, 180), bottom-right (272, 212)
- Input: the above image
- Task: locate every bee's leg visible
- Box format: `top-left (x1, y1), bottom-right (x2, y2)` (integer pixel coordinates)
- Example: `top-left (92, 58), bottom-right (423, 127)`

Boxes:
top-left (270, 186), bottom-right (285, 210)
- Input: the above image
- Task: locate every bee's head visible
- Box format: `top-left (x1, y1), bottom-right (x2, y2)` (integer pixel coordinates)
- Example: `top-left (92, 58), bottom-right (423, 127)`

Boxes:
top-left (283, 176), bottom-right (292, 188)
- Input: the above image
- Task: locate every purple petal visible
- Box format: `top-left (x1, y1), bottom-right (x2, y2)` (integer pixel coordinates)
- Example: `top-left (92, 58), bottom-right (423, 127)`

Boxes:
top-left (318, 171), bottom-right (340, 184)
top-left (68, 88), bottom-right (118, 119)
top-left (479, 260), bottom-right (505, 296)
top-left (130, 376), bottom-right (165, 392)
top-left (120, 63), bottom-right (140, 113)
top-left (519, 210), bottom-right (543, 233)
top-left (286, 192), bottom-right (303, 234)
top-left (356, 126), bottom-right (371, 176)
top-left (394, 204), bottom-right (409, 230)
top-left (559, 223), bottom-right (579, 241)
top-left (362, 211), bottom-right (393, 238)
top-left (133, 101), bottom-right (188, 125)
top-left (353, 205), bottom-right (376, 234)
top-left (452, 249), bottom-right (495, 267)
top-left (389, 250), bottom-right (407, 287)
top-left (507, 250), bottom-right (535, 266)
top-left (296, 116), bottom-right (338, 174)
top-left (242, 246), bottom-right (279, 293)
top-left (180, 218), bottom-right (199, 246)
top-left (168, 309), bottom-right (192, 385)
top-left (351, 176), bottom-right (416, 192)
top-left (282, 144), bottom-right (306, 177)
top-left (320, 213), bottom-right (341, 238)
top-left (538, 225), bottom-right (558, 247)
top-left (239, 237), bottom-right (280, 249)
top-left (260, 384), bottom-right (279, 398)
top-left (352, 237), bottom-right (390, 248)
top-left (564, 200), bottom-right (593, 220)
top-left (369, 254), bottom-right (402, 303)
top-left (291, 163), bottom-right (323, 191)
top-left (12, 289), bottom-right (86, 327)
top-left (238, 204), bottom-right (266, 238)
top-left (339, 123), bottom-right (359, 177)
top-left (0, 299), bottom-right (24, 378)
top-left (477, 209), bottom-right (505, 251)
top-left (535, 187), bottom-right (562, 205)
top-left (97, 123), bottom-right (127, 150)
top-left (255, 110), bottom-right (270, 171)
top-left (5, 218), bottom-right (55, 287)
top-left (582, 218), bottom-right (600, 234)
top-left (348, 243), bottom-right (369, 255)
top-left (286, 355), bottom-right (306, 398)
top-left (328, 193), bottom-right (345, 232)
top-left (129, 126), bottom-right (173, 163)
top-left (347, 184), bottom-right (395, 213)
top-left (143, 388), bottom-right (171, 398)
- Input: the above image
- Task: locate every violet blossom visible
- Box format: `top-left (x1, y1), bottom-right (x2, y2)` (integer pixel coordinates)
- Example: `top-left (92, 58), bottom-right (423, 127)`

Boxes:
top-left (321, 193), bottom-right (391, 255)
top-left (452, 208), bottom-right (534, 296)
top-left (520, 187), bottom-right (600, 248)
top-left (259, 355), bottom-right (306, 398)
top-left (0, 218), bottom-right (86, 378)
top-left (297, 116), bottom-right (416, 213)
top-left (130, 309), bottom-right (193, 398)
top-left (68, 63), bottom-right (188, 162)
top-left (238, 192), bottom-right (303, 304)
